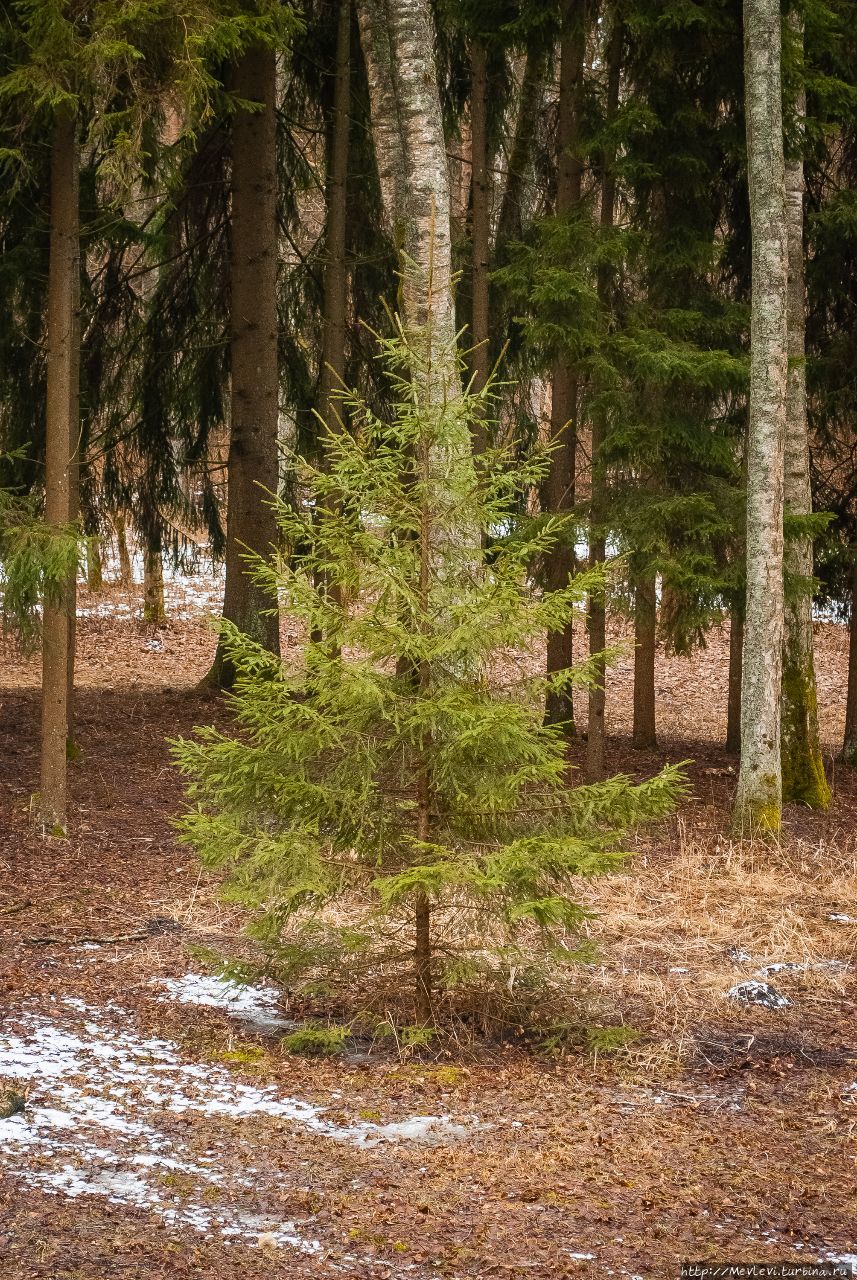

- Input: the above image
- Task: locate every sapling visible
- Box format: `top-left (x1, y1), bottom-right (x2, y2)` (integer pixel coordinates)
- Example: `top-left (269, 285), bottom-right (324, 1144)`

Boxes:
top-left (173, 319), bottom-right (685, 1025)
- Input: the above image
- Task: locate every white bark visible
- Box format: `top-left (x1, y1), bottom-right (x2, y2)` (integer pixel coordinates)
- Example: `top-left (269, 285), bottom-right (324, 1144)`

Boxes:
top-left (355, 0), bottom-right (460, 403)
top-left (734, 0), bottom-right (788, 834)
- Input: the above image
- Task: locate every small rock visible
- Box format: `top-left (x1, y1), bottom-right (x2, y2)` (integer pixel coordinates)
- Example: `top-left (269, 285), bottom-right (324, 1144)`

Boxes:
top-left (725, 980), bottom-right (791, 1010)
top-left (726, 945), bottom-right (752, 965)
top-left (828, 913), bottom-right (855, 923)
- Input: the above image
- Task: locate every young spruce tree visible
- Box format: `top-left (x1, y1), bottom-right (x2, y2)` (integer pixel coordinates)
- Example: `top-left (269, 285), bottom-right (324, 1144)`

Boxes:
top-left (174, 320), bottom-right (685, 1025)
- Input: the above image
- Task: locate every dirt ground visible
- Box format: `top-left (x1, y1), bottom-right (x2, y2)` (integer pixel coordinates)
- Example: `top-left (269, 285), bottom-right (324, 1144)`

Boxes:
top-left (1, 580), bottom-right (855, 1279)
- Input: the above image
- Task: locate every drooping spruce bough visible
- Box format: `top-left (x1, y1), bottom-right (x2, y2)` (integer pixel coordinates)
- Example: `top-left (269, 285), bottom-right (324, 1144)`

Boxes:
top-left (173, 322), bottom-right (686, 1026)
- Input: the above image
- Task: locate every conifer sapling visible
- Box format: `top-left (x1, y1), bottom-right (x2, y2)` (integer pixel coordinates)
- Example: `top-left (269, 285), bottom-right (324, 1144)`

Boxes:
top-left (173, 320), bottom-right (686, 1025)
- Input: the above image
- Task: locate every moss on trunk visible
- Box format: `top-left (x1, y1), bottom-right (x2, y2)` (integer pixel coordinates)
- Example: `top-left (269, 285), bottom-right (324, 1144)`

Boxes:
top-left (781, 654), bottom-right (830, 807)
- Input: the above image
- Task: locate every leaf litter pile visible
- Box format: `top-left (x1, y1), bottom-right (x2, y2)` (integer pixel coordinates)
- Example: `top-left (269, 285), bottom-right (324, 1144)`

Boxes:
top-left (1, 579), bottom-right (856, 1278)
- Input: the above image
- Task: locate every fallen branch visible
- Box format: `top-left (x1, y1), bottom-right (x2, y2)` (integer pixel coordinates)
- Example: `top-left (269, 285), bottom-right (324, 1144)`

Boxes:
top-left (20, 917), bottom-right (181, 948)
top-left (0, 899), bottom-right (33, 917)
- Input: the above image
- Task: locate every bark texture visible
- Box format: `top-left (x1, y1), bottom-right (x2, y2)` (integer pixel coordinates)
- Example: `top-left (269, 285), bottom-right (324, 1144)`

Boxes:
top-left (586, 18), bottom-right (622, 782)
top-left (40, 108), bottom-right (80, 834)
top-left (734, 0), bottom-right (788, 834)
top-left (780, 42), bottom-right (830, 809)
top-left (842, 555), bottom-right (857, 765)
top-left (469, 36), bottom-right (491, 453)
top-left (114, 516), bottom-right (133, 587)
top-left (318, 0), bottom-right (351, 435)
top-left (496, 42), bottom-right (547, 249)
top-left (726, 604), bottom-right (744, 756)
top-left (143, 546), bottom-right (166, 625)
top-left (356, 0), bottom-right (460, 394)
top-left (209, 46), bottom-right (281, 688)
top-left (632, 572), bottom-right (658, 750)
top-left (544, 0), bottom-right (585, 733)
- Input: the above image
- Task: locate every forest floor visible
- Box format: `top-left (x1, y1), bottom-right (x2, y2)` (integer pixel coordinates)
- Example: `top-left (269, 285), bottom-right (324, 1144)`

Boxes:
top-left (1, 573), bottom-right (855, 1280)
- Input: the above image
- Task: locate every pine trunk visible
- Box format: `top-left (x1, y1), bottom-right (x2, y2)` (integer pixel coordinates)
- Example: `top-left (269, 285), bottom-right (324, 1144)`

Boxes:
top-left (842, 554), bottom-right (857, 765)
top-left (114, 515), bottom-right (133, 586)
top-left (632, 571), bottom-right (658, 750)
top-left (734, 0), bottom-right (788, 834)
top-left (86, 539), bottom-right (103, 593)
top-left (209, 46), bottom-right (282, 688)
top-left (39, 108), bottom-right (79, 835)
top-left (780, 28), bottom-right (829, 809)
top-left (496, 41), bottom-right (546, 249)
top-left (726, 604), bottom-right (744, 755)
top-left (319, 0), bottom-right (351, 434)
top-left (544, 0), bottom-right (585, 734)
top-left (143, 546), bottom-right (166, 625)
top-left (469, 36), bottom-right (491, 452)
top-left (585, 18), bottom-right (622, 782)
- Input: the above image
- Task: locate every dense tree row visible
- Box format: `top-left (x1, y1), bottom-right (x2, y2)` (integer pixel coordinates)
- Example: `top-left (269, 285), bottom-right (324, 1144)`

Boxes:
top-left (2, 0), bottom-right (857, 850)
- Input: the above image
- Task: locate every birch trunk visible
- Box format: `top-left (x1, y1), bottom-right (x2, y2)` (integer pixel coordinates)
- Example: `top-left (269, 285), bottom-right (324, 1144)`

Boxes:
top-left (780, 27), bottom-right (830, 808)
top-left (209, 46), bottom-right (282, 688)
top-left (40, 107), bottom-right (80, 834)
top-left (733, 0), bottom-right (788, 834)
top-left (544, 0), bottom-right (585, 734)
top-left (355, 0), bottom-right (465, 422)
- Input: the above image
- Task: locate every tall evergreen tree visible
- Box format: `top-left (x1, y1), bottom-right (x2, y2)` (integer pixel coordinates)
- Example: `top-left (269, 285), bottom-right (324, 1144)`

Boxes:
top-left (174, 324), bottom-right (685, 1024)
top-left (208, 43), bottom-right (282, 688)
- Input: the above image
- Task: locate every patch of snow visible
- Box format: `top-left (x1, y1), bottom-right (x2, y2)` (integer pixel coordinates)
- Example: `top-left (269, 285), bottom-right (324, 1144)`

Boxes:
top-left (828, 914), bottom-right (856, 923)
top-left (0, 997), bottom-right (478, 1251)
top-left (156, 973), bottom-right (295, 1032)
top-left (725, 981), bottom-right (791, 1009)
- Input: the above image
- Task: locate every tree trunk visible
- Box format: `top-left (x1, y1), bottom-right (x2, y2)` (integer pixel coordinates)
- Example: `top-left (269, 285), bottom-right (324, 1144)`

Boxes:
top-left (734, 0), bottom-right (788, 835)
top-left (319, 0), bottom-right (351, 436)
top-left (39, 108), bottom-right (79, 835)
top-left (209, 46), bottom-right (282, 688)
top-left (313, 0), bottom-right (352, 642)
top-left (780, 22), bottom-right (830, 809)
top-left (114, 515), bottom-right (133, 586)
top-left (842, 553), bottom-right (857, 765)
top-left (632, 571), bottom-right (658, 750)
top-left (585, 16), bottom-right (622, 782)
top-left (356, 0), bottom-right (463, 415)
top-left (143, 545), bottom-right (166, 625)
top-left (86, 538), bottom-right (103, 593)
top-left (495, 40), bottom-right (547, 250)
top-left (469, 36), bottom-right (491, 452)
top-left (544, 0), bottom-right (585, 734)
top-left (726, 603), bottom-right (744, 755)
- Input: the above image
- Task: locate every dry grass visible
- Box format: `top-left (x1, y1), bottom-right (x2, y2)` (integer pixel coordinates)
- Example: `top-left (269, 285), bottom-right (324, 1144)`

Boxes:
top-left (575, 814), bottom-right (857, 1066)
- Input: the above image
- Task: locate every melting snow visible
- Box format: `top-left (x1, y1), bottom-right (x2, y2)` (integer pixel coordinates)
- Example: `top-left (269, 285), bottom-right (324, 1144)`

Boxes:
top-left (156, 973), bottom-right (296, 1032)
top-left (724, 981), bottom-right (791, 1009)
top-left (0, 997), bottom-right (477, 1253)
